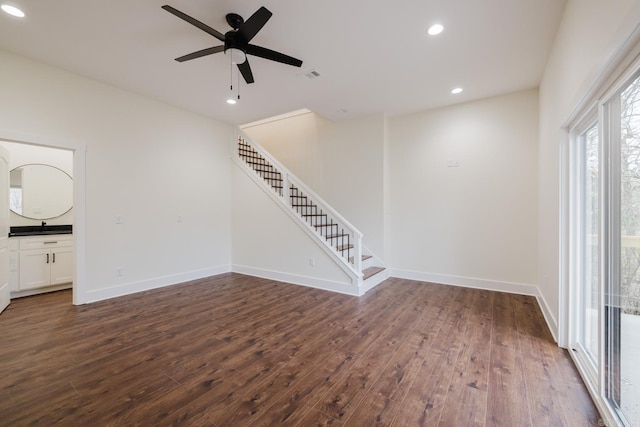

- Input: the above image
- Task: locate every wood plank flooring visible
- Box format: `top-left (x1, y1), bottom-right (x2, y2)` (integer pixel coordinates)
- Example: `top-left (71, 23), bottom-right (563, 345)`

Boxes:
top-left (0, 273), bottom-right (600, 426)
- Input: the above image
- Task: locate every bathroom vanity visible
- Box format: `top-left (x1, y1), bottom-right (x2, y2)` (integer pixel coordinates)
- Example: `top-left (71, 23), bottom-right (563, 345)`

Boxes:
top-left (8, 226), bottom-right (73, 298)
top-left (7, 161), bottom-right (74, 298)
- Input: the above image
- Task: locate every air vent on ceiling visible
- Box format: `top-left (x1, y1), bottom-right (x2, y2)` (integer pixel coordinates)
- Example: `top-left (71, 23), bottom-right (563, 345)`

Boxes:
top-left (302, 70), bottom-right (320, 79)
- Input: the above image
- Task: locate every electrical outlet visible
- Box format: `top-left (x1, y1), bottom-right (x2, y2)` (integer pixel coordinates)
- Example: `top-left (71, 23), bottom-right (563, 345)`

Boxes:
top-left (309, 258), bottom-right (316, 267)
top-left (115, 215), bottom-right (123, 224)
top-left (115, 267), bottom-right (123, 277)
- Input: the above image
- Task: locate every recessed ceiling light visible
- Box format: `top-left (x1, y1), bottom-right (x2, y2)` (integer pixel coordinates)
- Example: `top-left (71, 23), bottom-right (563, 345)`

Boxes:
top-left (451, 87), bottom-right (463, 94)
top-left (1, 4), bottom-right (25, 17)
top-left (427, 24), bottom-right (443, 36)
top-left (226, 98), bottom-right (237, 105)
top-left (337, 109), bottom-right (348, 114)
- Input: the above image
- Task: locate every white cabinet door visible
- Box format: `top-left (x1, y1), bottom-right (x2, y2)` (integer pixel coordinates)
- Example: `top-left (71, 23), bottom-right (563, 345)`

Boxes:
top-left (50, 247), bottom-right (73, 285)
top-left (19, 249), bottom-right (50, 290)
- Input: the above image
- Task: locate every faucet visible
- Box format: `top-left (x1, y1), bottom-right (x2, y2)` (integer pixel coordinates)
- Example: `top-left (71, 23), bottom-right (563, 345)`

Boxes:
top-left (41, 221), bottom-right (46, 227)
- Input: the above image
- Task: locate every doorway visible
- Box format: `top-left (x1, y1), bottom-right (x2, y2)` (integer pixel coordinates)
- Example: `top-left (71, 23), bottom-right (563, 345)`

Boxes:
top-left (0, 137), bottom-right (85, 306)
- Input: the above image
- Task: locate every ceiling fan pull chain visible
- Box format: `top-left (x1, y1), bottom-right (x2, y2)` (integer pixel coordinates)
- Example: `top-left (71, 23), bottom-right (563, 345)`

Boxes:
top-left (230, 54), bottom-right (233, 91)
top-left (237, 69), bottom-right (241, 100)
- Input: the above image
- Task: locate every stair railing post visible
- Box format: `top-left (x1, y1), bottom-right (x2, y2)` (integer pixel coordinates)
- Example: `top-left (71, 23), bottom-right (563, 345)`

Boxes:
top-left (283, 172), bottom-right (290, 205)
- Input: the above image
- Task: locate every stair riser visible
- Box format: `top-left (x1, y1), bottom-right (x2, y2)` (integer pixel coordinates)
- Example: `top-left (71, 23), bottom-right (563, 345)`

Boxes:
top-left (362, 257), bottom-right (375, 269)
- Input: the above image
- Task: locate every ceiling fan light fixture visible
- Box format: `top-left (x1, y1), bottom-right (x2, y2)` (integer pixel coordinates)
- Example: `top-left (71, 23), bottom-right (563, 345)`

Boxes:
top-left (451, 87), bottom-right (463, 94)
top-left (1, 4), bottom-right (25, 17)
top-left (226, 98), bottom-right (237, 105)
top-left (428, 24), bottom-right (443, 36)
top-left (227, 48), bottom-right (247, 65)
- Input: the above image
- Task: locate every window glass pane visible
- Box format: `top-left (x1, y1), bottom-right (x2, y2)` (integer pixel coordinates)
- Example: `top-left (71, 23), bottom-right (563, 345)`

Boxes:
top-left (9, 187), bottom-right (22, 215)
top-left (619, 73), bottom-right (640, 426)
top-left (581, 122), bottom-right (599, 365)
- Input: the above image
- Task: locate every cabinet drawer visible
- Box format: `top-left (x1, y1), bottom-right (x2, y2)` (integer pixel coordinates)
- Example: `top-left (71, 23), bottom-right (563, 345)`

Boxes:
top-left (19, 236), bottom-right (73, 250)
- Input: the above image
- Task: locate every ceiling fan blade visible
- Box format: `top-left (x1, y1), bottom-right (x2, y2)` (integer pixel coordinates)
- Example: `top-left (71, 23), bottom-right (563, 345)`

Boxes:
top-left (162, 5), bottom-right (225, 42)
top-left (238, 7), bottom-right (272, 42)
top-left (175, 46), bottom-right (224, 62)
top-left (246, 44), bottom-right (303, 67)
top-left (237, 60), bottom-right (255, 84)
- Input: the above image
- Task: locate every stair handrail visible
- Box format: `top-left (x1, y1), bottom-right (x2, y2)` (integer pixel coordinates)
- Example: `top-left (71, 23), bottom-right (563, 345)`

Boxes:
top-left (235, 129), bottom-right (363, 275)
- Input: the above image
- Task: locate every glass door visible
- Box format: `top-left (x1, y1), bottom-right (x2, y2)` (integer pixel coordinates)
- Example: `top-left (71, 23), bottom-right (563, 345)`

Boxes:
top-left (610, 73), bottom-right (640, 427)
top-left (599, 71), bottom-right (640, 427)
top-left (576, 120), bottom-right (600, 373)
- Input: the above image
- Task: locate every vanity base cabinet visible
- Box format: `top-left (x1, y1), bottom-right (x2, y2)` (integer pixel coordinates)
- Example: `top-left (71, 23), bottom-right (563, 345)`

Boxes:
top-left (15, 235), bottom-right (73, 292)
top-left (49, 247), bottom-right (73, 285)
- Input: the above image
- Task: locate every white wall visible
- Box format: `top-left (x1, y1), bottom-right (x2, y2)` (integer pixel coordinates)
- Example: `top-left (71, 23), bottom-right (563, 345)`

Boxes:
top-left (388, 89), bottom-right (539, 293)
top-left (231, 161), bottom-right (354, 294)
top-left (0, 141), bottom-right (74, 226)
top-left (538, 0), bottom-right (640, 337)
top-left (242, 112), bottom-right (386, 259)
top-left (0, 50), bottom-right (233, 303)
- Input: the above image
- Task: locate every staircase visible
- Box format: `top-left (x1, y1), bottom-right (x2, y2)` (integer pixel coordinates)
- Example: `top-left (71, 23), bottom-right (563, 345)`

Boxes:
top-left (234, 133), bottom-right (386, 293)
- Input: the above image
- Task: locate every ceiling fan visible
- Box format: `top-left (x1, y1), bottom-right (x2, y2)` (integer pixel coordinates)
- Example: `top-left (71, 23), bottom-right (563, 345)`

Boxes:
top-left (162, 5), bottom-right (303, 84)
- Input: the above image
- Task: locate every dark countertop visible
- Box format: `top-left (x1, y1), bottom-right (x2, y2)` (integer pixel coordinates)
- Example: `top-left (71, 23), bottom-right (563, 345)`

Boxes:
top-left (9, 225), bottom-right (73, 237)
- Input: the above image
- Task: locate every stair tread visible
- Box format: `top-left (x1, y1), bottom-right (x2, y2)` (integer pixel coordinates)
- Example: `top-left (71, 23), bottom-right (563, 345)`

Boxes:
top-left (336, 244), bottom-right (354, 251)
top-left (325, 234), bottom-right (348, 239)
top-left (363, 266), bottom-right (385, 280)
top-left (349, 255), bottom-right (373, 263)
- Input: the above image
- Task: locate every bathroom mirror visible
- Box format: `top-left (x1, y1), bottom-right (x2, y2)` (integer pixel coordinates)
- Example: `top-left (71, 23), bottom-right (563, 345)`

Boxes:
top-left (9, 164), bottom-right (73, 220)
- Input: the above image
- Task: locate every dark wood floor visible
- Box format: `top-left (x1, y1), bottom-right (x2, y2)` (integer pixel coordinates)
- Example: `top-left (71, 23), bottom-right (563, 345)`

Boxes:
top-left (0, 273), bottom-right (599, 426)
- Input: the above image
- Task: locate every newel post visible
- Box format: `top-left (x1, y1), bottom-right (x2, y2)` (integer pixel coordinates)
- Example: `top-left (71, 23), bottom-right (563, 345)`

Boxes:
top-left (354, 234), bottom-right (363, 274)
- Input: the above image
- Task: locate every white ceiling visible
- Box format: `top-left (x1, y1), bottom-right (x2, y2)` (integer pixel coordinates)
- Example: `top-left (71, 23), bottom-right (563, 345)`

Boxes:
top-left (0, 0), bottom-right (566, 125)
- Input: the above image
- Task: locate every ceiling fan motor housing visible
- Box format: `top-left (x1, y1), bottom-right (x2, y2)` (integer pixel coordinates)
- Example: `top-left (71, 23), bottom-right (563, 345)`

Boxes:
top-left (224, 31), bottom-right (248, 64)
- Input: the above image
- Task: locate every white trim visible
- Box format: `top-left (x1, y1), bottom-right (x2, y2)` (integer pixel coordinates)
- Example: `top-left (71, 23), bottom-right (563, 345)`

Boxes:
top-left (81, 265), bottom-right (231, 304)
top-left (232, 264), bottom-right (360, 296)
top-left (390, 269), bottom-right (538, 295)
top-left (10, 283), bottom-right (72, 299)
top-left (536, 290), bottom-right (559, 343)
top-left (72, 144), bottom-right (87, 305)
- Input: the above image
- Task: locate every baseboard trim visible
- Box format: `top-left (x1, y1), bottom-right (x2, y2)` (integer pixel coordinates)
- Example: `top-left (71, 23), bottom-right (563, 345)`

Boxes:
top-left (533, 290), bottom-right (558, 342)
top-left (390, 269), bottom-right (538, 295)
top-left (80, 265), bottom-right (231, 304)
top-left (232, 264), bottom-right (359, 296)
top-left (11, 283), bottom-right (72, 300)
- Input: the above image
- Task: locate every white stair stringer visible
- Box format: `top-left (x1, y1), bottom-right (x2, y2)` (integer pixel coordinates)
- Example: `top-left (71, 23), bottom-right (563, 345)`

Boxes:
top-left (233, 131), bottom-right (386, 294)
